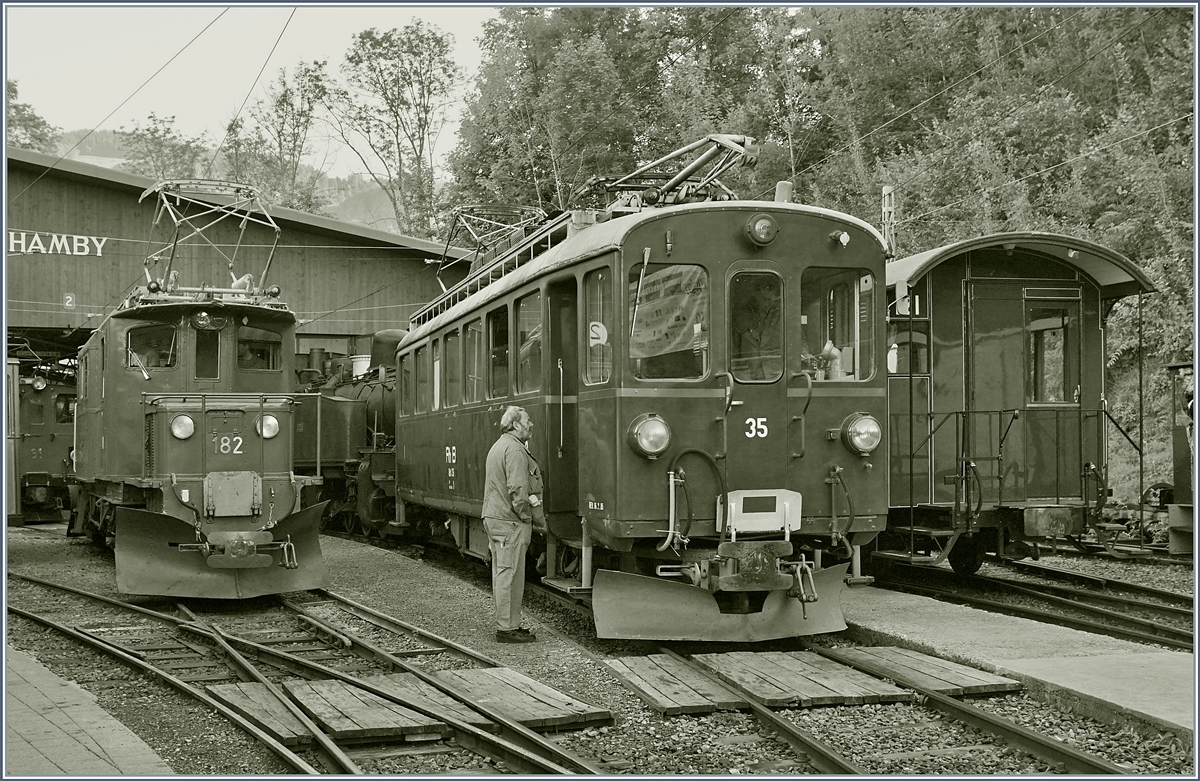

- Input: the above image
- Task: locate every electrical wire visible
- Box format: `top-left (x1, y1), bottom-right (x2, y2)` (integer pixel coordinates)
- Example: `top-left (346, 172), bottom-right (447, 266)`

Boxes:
top-left (897, 114), bottom-right (1192, 225)
top-left (8, 8), bottom-right (230, 204)
top-left (754, 8), bottom-right (1087, 200)
top-left (888, 8), bottom-right (1167, 199)
top-left (203, 8), bottom-right (297, 177)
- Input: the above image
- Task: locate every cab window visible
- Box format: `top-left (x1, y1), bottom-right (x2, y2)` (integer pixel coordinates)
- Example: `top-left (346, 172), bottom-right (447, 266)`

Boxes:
top-left (730, 272), bottom-right (782, 382)
top-left (398, 353), bottom-right (414, 416)
top-left (237, 326), bottom-right (282, 370)
top-left (628, 263), bottom-right (709, 380)
top-left (128, 324), bottom-right (176, 369)
top-left (799, 267), bottom-right (876, 381)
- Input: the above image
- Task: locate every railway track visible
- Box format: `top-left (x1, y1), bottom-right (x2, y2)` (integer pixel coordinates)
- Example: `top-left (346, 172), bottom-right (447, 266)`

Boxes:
top-left (874, 562), bottom-right (1193, 652)
top-left (6, 572), bottom-right (602, 775)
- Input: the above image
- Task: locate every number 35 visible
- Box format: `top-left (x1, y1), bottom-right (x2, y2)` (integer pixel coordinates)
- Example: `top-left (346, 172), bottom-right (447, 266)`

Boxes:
top-left (744, 417), bottom-right (768, 438)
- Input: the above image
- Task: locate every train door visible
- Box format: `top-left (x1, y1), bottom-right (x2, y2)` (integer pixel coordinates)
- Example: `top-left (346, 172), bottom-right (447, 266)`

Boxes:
top-left (546, 279), bottom-right (579, 517)
top-left (723, 265), bottom-right (788, 490)
top-left (968, 283), bottom-right (1082, 502)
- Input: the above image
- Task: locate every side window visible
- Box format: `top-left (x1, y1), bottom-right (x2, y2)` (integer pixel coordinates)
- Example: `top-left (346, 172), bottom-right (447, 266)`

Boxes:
top-left (431, 339), bottom-right (441, 412)
top-left (584, 268), bottom-right (613, 384)
top-left (195, 330), bottom-right (220, 379)
top-left (516, 291), bottom-right (542, 394)
top-left (464, 319), bottom-right (484, 403)
top-left (415, 345), bottom-right (430, 412)
top-left (444, 330), bottom-right (461, 408)
top-left (1027, 301), bottom-right (1079, 403)
top-left (729, 271), bottom-right (783, 382)
top-left (488, 307), bottom-right (509, 398)
top-left (128, 324), bottom-right (176, 369)
top-left (237, 325), bottom-right (281, 370)
top-left (628, 263), bottom-right (709, 380)
top-left (398, 353), bottom-right (413, 416)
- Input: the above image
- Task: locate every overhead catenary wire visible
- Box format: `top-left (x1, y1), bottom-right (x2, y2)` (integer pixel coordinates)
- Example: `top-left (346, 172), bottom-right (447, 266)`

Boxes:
top-left (896, 115), bottom-right (1191, 225)
top-left (8, 8), bottom-right (229, 204)
top-left (203, 8), bottom-right (297, 177)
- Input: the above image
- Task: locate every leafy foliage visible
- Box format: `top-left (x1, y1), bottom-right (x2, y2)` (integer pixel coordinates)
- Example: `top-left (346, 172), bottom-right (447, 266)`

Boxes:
top-left (7, 80), bottom-right (60, 153)
top-left (117, 113), bottom-right (208, 179)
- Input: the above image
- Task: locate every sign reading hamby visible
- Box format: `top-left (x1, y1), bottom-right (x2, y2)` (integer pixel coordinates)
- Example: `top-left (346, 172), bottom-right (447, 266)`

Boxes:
top-left (8, 231), bottom-right (110, 256)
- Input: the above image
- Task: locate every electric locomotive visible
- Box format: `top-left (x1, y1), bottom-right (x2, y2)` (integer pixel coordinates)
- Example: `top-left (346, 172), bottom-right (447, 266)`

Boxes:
top-left (878, 233), bottom-right (1156, 572)
top-left (7, 360), bottom-right (77, 522)
top-left (391, 136), bottom-right (890, 641)
top-left (70, 180), bottom-right (327, 598)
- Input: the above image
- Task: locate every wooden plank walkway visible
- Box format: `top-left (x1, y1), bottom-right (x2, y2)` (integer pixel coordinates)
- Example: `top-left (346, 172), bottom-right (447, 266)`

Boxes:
top-left (434, 667), bottom-right (613, 729)
top-left (604, 655), bottom-right (748, 715)
top-left (820, 646), bottom-right (1022, 695)
top-left (284, 678), bottom-right (449, 742)
top-left (693, 651), bottom-right (914, 707)
top-left (358, 672), bottom-right (498, 732)
top-left (205, 682), bottom-right (312, 746)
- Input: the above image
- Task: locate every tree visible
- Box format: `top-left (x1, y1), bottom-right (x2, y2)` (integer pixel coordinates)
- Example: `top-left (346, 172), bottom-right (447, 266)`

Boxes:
top-left (118, 113), bottom-right (208, 179)
top-left (7, 80), bottom-right (60, 153)
top-left (322, 22), bottom-right (461, 237)
top-left (221, 62), bottom-right (332, 214)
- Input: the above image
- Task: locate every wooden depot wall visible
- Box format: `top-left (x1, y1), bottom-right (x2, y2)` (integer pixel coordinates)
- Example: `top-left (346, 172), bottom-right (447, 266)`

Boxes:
top-left (6, 150), bottom-right (464, 356)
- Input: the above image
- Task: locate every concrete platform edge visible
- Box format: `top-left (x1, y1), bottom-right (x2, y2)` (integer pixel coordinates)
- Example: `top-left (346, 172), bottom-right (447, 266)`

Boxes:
top-left (844, 622), bottom-right (1194, 743)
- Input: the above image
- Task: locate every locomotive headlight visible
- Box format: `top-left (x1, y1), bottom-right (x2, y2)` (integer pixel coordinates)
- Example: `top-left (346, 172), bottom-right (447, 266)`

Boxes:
top-left (256, 415), bottom-right (280, 439)
top-left (191, 311), bottom-right (227, 330)
top-left (31, 376), bottom-right (47, 391)
top-left (170, 415), bottom-right (195, 440)
top-left (627, 413), bottom-right (671, 459)
top-left (744, 213), bottom-right (778, 246)
top-left (840, 413), bottom-right (882, 455)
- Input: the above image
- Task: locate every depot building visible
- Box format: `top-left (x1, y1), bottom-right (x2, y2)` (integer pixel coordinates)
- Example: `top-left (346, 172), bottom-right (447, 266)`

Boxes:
top-left (6, 147), bottom-right (467, 368)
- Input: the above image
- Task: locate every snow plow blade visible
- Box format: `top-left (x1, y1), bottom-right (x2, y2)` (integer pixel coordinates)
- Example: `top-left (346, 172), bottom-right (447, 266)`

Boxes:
top-left (114, 502), bottom-right (330, 598)
top-left (591, 563), bottom-right (849, 641)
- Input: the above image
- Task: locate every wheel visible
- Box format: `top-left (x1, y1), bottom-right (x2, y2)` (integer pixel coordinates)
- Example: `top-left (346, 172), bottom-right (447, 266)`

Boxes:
top-left (948, 533), bottom-right (985, 575)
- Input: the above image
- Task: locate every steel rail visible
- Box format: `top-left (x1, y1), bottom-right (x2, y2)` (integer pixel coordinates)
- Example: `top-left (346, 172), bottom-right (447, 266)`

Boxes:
top-left (204, 623), bottom-right (363, 775)
top-left (879, 581), bottom-right (1192, 652)
top-left (196, 607), bottom-right (604, 772)
top-left (978, 576), bottom-right (1192, 619)
top-left (652, 645), bottom-right (865, 775)
top-left (1003, 560), bottom-right (1194, 605)
top-left (5, 599), bottom-right (319, 775)
top-left (974, 578), bottom-right (1193, 632)
top-left (808, 644), bottom-right (1130, 775)
top-left (315, 588), bottom-right (505, 668)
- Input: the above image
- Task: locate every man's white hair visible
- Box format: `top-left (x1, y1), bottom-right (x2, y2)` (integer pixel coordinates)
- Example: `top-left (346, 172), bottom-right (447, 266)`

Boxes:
top-left (500, 405), bottom-right (527, 431)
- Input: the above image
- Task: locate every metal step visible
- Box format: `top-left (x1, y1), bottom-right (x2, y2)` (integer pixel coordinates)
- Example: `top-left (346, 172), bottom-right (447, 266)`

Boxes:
top-left (889, 525), bottom-right (956, 537)
top-left (872, 550), bottom-right (945, 564)
top-left (541, 576), bottom-right (592, 596)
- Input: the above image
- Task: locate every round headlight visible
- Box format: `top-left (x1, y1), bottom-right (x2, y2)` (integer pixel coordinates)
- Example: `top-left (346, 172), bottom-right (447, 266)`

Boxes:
top-left (841, 413), bottom-right (882, 455)
top-left (256, 414), bottom-right (280, 439)
top-left (627, 413), bottom-right (671, 459)
top-left (744, 213), bottom-right (778, 246)
top-left (31, 376), bottom-right (47, 391)
top-left (170, 415), bottom-right (195, 440)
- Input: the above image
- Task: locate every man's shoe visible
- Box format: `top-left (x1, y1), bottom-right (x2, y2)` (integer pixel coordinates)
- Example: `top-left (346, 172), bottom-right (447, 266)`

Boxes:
top-left (513, 627), bottom-right (536, 639)
top-left (496, 629), bottom-right (536, 643)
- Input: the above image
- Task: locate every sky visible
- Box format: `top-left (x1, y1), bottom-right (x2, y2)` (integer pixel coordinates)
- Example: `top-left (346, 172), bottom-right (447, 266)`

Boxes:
top-left (4, 3), bottom-right (504, 176)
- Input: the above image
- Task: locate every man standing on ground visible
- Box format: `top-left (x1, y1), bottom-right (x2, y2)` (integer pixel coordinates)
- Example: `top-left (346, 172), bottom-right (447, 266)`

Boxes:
top-left (482, 405), bottom-right (544, 643)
